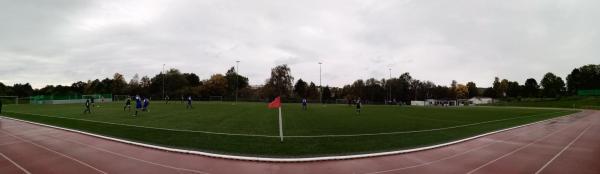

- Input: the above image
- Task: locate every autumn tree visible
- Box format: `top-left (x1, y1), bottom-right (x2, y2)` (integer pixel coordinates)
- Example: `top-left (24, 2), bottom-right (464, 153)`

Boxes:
top-left (293, 79), bottom-right (308, 98)
top-left (466, 82), bottom-right (478, 98)
top-left (523, 78), bottom-right (540, 97)
top-left (541, 72), bottom-right (566, 98)
top-left (263, 64), bottom-right (294, 99)
top-left (455, 84), bottom-right (469, 99)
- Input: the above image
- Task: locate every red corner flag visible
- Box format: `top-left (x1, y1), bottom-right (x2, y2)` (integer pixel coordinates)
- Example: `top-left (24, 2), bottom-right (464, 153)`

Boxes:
top-left (268, 96), bottom-right (281, 109)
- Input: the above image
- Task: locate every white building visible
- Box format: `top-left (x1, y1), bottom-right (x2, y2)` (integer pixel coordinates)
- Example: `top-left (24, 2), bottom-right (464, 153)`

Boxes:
top-left (468, 97), bottom-right (494, 105)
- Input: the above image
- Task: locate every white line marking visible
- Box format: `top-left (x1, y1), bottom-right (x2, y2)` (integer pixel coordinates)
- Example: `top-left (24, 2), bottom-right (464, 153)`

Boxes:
top-left (4, 110), bottom-right (571, 138)
top-left (466, 120), bottom-right (584, 174)
top-left (50, 134), bottom-right (210, 174)
top-left (534, 124), bottom-right (592, 174)
top-left (0, 130), bottom-right (108, 174)
top-left (0, 113), bottom-right (578, 162)
top-left (366, 115), bottom-right (578, 174)
top-left (0, 152), bottom-right (31, 174)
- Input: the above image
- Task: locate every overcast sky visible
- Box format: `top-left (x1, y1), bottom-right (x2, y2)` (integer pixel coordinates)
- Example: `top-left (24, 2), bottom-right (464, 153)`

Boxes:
top-left (1, 0), bottom-right (599, 89)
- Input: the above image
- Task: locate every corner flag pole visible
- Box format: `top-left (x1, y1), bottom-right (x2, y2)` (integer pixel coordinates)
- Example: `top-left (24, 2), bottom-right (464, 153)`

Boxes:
top-left (278, 106), bottom-right (283, 142)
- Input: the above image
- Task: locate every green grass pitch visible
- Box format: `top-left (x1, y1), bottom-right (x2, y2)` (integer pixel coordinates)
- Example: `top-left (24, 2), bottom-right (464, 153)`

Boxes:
top-left (1, 102), bottom-right (577, 157)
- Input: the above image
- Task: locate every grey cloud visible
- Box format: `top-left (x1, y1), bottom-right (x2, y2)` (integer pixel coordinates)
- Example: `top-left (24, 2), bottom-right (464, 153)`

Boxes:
top-left (1, 0), bottom-right (599, 88)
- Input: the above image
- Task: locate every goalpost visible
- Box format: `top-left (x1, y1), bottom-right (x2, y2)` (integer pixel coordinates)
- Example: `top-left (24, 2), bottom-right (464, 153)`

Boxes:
top-left (0, 96), bottom-right (19, 105)
top-left (209, 96), bottom-right (223, 102)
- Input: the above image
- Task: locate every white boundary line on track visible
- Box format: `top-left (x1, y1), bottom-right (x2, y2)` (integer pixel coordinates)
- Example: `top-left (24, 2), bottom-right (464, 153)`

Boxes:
top-left (465, 116), bottom-right (587, 174)
top-left (534, 124), bottom-right (592, 174)
top-left (0, 152), bottom-right (31, 174)
top-left (2, 110), bottom-right (571, 138)
top-left (47, 134), bottom-right (210, 174)
top-left (363, 113), bottom-right (581, 174)
top-left (0, 111), bottom-right (582, 162)
top-left (0, 129), bottom-right (108, 174)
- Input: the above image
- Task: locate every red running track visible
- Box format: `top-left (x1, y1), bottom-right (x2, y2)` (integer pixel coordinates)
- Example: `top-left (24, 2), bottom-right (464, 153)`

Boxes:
top-left (0, 110), bottom-right (599, 174)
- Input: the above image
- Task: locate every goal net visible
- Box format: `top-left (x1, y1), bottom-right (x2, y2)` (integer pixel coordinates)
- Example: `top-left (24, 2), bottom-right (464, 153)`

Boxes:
top-left (112, 95), bottom-right (131, 102)
top-left (0, 96), bottom-right (19, 104)
top-left (335, 99), bottom-right (349, 104)
top-left (82, 94), bottom-right (112, 103)
top-left (209, 96), bottom-right (223, 102)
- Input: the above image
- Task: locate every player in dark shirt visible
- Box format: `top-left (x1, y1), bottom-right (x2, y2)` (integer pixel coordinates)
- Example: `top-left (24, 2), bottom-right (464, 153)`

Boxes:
top-left (301, 98), bottom-right (308, 111)
top-left (186, 96), bottom-right (193, 109)
top-left (355, 98), bottom-right (362, 115)
top-left (124, 98), bottom-right (131, 111)
top-left (84, 99), bottom-right (91, 114)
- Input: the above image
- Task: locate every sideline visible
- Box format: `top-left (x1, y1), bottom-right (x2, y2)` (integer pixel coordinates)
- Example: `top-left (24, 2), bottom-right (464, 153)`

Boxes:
top-left (0, 111), bottom-right (582, 162)
top-left (1, 110), bottom-right (573, 138)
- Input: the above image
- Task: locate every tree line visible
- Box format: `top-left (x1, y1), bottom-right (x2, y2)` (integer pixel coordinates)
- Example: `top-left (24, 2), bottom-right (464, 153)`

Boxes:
top-left (0, 64), bottom-right (598, 103)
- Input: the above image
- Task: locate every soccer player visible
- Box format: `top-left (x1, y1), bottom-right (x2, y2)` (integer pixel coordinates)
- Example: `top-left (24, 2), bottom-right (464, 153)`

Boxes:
top-left (355, 98), bottom-right (362, 115)
top-left (124, 97), bottom-right (131, 111)
top-left (186, 95), bottom-right (193, 109)
top-left (301, 98), bottom-right (308, 111)
top-left (143, 98), bottom-right (150, 112)
top-left (90, 97), bottom-right (95, 107)
top-left (100, 96), bottom-right (104, 106)
top-left (134, 95), bottom-right (142, 116)
top-left (83, 99), bottom-right (91, 114)
top-left (165, 95), bottom-right (170, 104)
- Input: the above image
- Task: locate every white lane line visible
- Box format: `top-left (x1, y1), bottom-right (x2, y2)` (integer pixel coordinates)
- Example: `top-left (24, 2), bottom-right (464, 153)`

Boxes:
top-left (0, 130), bottom-right (108, 174)
top-left (3, 110), bottom-right (571, 138)
top-left (366, 116), bottom-right (576, 174)
top-left (49, 134), bottom-right (210, 174)
top-left (366, 139), bottom-right (503, 174)
top-left (534, 124), bottom-right (592, 174)
top-left (465, 120), bottom-right (585, 174)
top-left (0, 152), bottom-right (31, 174)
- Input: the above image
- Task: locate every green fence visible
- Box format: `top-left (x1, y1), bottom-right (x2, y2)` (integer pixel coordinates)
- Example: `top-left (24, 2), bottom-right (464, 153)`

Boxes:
top-left (31, 94), bottom-right (112, 104)
top-left (578, 90), bottom-right (600, 96)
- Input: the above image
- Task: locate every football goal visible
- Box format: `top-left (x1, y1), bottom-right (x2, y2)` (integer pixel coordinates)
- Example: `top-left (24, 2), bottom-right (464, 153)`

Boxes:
top-left (113, 95), bottom-right (131, 102)
top-left (82, 94), bottom-right (112, 103)
top-left (335, 99), bottom-right (349, 104)
top-left (0, 96), bottom-right (19, 104)
top-left (209, 96), bottom-right (223, 102)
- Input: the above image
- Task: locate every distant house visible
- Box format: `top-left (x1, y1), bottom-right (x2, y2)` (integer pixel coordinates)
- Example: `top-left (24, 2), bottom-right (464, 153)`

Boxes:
top-left (411, 97), bottom-right (493, 106)
top-left (412, 99), bottom-right (457, 106)
top-left (468, 97), bottom-right (493, 105)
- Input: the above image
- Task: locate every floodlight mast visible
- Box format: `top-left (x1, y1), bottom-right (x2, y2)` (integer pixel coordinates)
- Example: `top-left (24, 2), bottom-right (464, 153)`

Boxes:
top-left (389, 68), bottom-right (392, 104)
top-left (162, 64), bottom-right (165, 100)
top-left (319, 62), bottom-right (322, 104)
top-left (235, 60), bottom-right (240, 104)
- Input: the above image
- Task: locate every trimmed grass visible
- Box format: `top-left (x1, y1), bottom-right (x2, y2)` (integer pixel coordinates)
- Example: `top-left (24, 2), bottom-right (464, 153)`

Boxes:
top-left (1, 102), bottom-right (576, 157)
